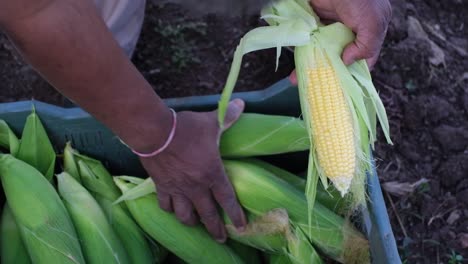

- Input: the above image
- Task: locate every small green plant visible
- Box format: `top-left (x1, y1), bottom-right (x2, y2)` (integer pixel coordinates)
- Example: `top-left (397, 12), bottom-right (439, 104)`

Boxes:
top-left (447, 250), bottom-right (464, 264)
top-left (154, 20), bottom-right (207, 70)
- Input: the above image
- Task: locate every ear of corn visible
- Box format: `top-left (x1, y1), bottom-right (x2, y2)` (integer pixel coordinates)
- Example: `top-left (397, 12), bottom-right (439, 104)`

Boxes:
top-left (227, 240), bottom-right (262, 264)
top-left (218, 0), bottom-right (391, 213)
top-left (57, 172), bottom-right (130, 264)
top-left (115, 162), bottom-right (370, 264)
top-left (268, 253), bottom-right (293, 264)
top-left (220, 114), bottom-right (309, 157)
top-left (223, 160), bottom-right (370, 263)
top-left (0, 155), bottom-right (85, 264)
top-left (287, 225), bottom-right (323, 264)
top-left (246, 159), bottom-right (349, 215)
top-left (16, 109), bottom-right (56, 181)
top-left (76, 156), bottom-right (155, 264)
top-left (225, 208), bottom-right (290, 252)
top-left (114, 178), bottom-right (244, 264)
top-left (0, 205), bottom-right (31, 264)
top-left (0, 120), bottom-right (28, 264)
top-left (0, 120), bottom-right (19, 155)
top-left (64, 142), bottom-right (81, 182)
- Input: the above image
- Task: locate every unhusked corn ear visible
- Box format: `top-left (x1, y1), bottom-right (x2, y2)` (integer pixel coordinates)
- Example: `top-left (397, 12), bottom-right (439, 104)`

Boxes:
top-left (114, 178), bottom-right (243, 264)
top-left (0, 155), bottom-right (85, 264)
top-left (0, 205), bottom-right (31, 264)
top-left (246, 159), bottom-right (349, 215)
top-left (227, 240), bottom-right (262, 264)
top-left (268, 253), bottom-right (293, 264)
top-left (57, 172), bottom-right (130, 264)
top-left (220, 114), bottom-right (309, 158)
top-left (225, 208), bottom-right (290, 252)
top-left (77, 157), bottom-right (154, 264)
top-left (223, 160), bottom-right (369, 263)
top-left (306, 59), bottom-right (356, 195)
top-left (287, 226), bottom-right (323, 264)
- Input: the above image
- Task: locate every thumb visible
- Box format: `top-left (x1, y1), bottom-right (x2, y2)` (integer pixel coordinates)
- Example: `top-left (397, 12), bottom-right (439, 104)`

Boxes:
top-left (220, 99), bottom-right (245, 132)
top-left (342, 29), bottom-right (381, 66)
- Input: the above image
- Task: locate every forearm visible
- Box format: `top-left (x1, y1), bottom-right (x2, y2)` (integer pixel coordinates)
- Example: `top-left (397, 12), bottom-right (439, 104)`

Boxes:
top-left (0, 0), bottom-right (171, 151)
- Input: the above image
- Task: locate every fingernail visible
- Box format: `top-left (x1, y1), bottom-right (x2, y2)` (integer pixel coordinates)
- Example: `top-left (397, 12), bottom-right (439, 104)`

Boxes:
top-left (216, 237), bottom-right (227, 243)
top-left (231, 99), bottom-right (243, 109)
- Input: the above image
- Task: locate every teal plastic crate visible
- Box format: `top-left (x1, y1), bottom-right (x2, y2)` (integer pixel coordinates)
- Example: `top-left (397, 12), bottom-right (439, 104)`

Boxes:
top-left (0, 78), bottom-right (400, 263)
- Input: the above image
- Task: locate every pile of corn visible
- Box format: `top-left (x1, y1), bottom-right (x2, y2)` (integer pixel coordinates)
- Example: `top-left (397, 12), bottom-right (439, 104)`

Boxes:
top-left (0, 1), bottom-right (391, 263)
top-left (0, 109), bottom-right (371, 264)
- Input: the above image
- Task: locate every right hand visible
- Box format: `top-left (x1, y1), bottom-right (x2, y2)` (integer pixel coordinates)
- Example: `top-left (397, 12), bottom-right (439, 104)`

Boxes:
top-left (138, 100), bottom-right (247, 242)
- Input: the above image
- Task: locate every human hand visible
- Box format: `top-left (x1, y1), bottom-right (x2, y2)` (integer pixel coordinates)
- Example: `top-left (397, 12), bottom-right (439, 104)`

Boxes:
top-left (139, 99), bottom-right (247, 242)
top-left (289, 0), bottom-right (392, 84)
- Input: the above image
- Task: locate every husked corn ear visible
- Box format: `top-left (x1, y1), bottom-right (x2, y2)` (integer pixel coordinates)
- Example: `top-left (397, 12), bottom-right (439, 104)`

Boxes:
top-left (0, 205), bottom-right (31, 264)
top-left (306, 60), bottom-right (356, 196)
top-left (0, 155), bottom-right (85, 264)
top-left (57, 172), bottom-right (130, 264)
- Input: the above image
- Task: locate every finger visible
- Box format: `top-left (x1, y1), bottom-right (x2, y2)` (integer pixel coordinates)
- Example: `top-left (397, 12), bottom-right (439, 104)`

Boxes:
top-left (289, 70), bottom-right (298, 86)
top-left (211, 174), bottom-right (247, 231)
top-left (157, 190), bottom-right (173, 212)
top-left (172, 195), bottom-right (197, 226)
top-left (342, 26), bottom-right (385, 66)
top-left (191, 191), bottom-right (227, 242)
top-left (220, 99), bottom-right (245, 132)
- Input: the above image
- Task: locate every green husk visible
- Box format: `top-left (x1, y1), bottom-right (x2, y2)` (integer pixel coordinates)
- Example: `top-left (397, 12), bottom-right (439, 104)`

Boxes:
top-left (63, 142), bottom-right (81, 182)
top-left (0, 155), bottom-right (85, 264)
top-left (0, 120), bottom-right (19, 155)
top-left (57, 172), bottom-right (130, 264)
top-left (0, 205), bottom-right (31, 264)
top-left (115, 162), bottom-right (370, 263)
top-left (220, 114), bottom-right (309, 157)
top-left (0, 120), bottom-right (28, 264)
top-left (114, 178), bottom-right (244, 264)
top-left (287, 226), bottom-right (323, 264)
top-left (223, 160), bottom-right (370, 263)
top-left (227, 240), bottom-right (262, 264)
top-left (73, 153), bottom-right (154, 264)
top-left (268, 253), bottom-right (293, 264)
top-left (246, 159), bottom-right (350, 215)
top-left (16, 109), bottom-right (55, 181)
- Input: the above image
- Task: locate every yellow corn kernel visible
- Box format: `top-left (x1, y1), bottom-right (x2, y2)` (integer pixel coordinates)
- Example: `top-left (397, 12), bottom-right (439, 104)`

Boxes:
top-left (306, 61), bottom-right (356, 195)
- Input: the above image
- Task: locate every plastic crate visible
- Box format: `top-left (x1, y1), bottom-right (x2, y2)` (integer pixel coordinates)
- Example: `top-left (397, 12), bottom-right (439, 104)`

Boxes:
top-left (0, 78), bottom-right (400, 263)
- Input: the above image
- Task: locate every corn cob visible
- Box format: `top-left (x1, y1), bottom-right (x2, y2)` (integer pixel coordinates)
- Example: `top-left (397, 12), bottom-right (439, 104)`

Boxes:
top-left (220, 114), bottom-right (309, 157)
top-left (114, 178), bottom-right (244, 264)
top-left (57, 172), bottom-right (130, 264)
top-left (0, 205), bottom-right (31, 264)
top-left (0, 155), bottom-right (85, 264)
top-left (217, 0), bottom-right (392, 212)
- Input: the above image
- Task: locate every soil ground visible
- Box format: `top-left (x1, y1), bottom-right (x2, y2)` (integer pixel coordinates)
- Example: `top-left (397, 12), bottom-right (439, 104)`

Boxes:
top-left (0, 0), bottom-right (467, 263)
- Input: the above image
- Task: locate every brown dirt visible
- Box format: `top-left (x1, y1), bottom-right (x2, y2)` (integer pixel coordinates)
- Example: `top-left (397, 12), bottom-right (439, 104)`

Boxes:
top-left (0, 0), bottom-right (467, 263)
